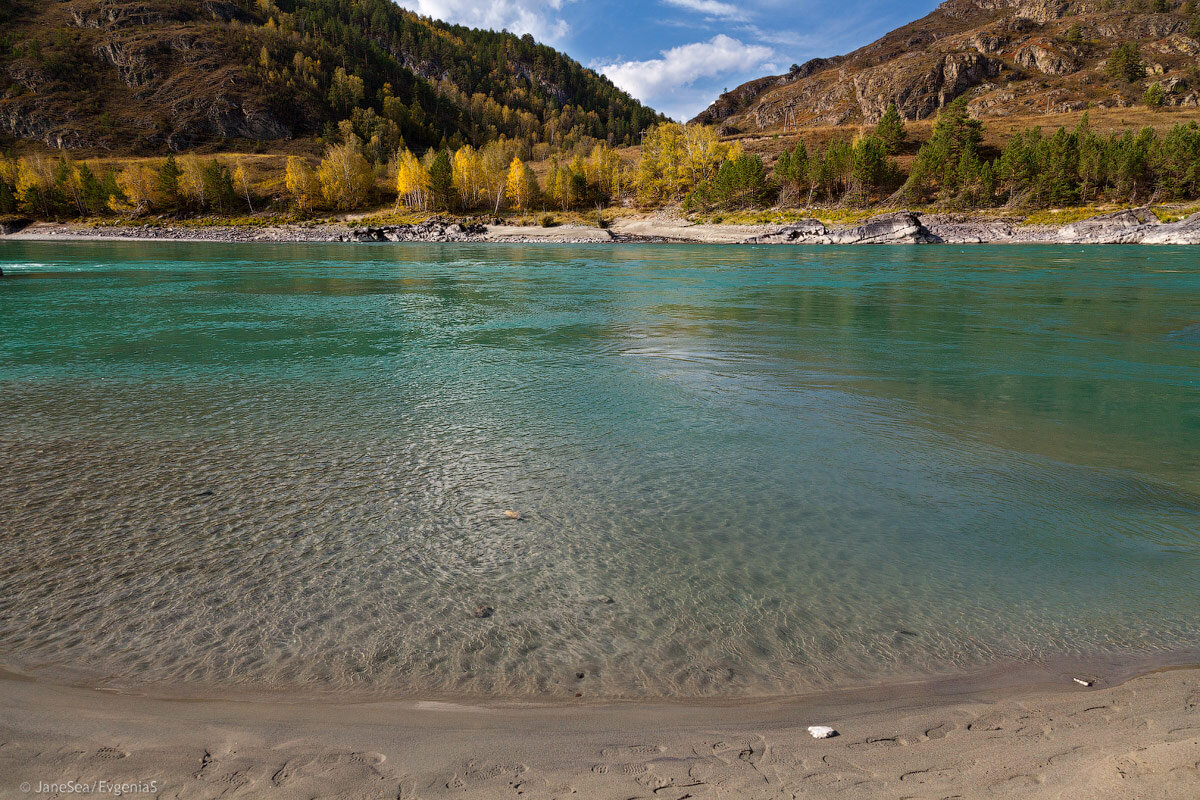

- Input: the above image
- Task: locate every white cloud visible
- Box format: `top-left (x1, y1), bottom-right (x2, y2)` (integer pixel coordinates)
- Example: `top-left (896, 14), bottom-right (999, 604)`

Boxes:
top-left (401, 1), bottom-right (570, 44)
top-left (598, 34), bottom-right (773, 119)
top-left (662, 0), bottom-right (746, 20)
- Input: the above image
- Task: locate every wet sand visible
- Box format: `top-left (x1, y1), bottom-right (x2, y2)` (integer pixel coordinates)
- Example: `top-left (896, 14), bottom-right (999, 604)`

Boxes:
top-left (2, 664), bottom-right (1198, 799)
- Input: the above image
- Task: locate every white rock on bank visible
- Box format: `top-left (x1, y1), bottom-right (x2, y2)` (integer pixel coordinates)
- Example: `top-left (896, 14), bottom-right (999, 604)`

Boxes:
top-left (807, 725), bottom-right (838, 739)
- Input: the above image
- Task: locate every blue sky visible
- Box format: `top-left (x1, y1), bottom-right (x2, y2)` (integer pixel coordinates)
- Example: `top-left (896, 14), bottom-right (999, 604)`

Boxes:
top-left (397, 0), bottom-right (936, 121)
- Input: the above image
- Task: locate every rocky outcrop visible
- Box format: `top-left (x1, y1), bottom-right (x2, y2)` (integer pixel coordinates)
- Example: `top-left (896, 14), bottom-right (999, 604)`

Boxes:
top-left (7, 212), bottom-right (1200, 245)
top-left (829, 212), bottom-right (942, 244)
top-left (1139, 212), bottom-right (1200, 244)
top-left (0, 218), bottom-right (31, 235)
top-left (1053, 208), bottom-right (1200, 244)
top-left (343, 219), bottom-right (487, 243)
top-left (750, 219), bottom-right (827, 243)
top-left (749, 209), bottom-right (1200, 245)
top-left (1057, 208), bottom-right (1158, 243)
top-left (0, 101), bottom-right (93, 149)
top-left (1014, 42), bottom-right (1081, 75)
top-left (750, 212), bottom-right (940, 244)
top-left (93, 39), bottom-right (159, 89)
top-left (691, 75), bottom-right (786, 126)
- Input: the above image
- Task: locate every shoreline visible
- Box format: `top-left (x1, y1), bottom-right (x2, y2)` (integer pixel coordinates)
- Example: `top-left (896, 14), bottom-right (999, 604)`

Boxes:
top-left (4, 645), bottom-right (1199, 706)
top-left (3, 207), bottom-right (1200, 247)
top-left (2, 659), bottom-right (1197, 798)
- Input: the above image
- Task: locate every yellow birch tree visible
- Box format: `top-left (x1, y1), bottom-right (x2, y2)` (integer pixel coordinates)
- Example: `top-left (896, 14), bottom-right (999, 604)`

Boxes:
top-left (285, 156), bottom-right (321, 212)
top-left (395, 148), bottom-right (430, 210)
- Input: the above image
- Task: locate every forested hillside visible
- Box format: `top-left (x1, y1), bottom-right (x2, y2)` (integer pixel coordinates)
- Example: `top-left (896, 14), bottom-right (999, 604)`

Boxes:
top-left (0, 0), bottom-right (661, 154)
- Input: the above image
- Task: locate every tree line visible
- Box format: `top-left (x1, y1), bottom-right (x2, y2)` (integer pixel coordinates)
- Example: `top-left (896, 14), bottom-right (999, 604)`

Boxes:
top-left (903, 100), bottom-right (1200, 207)
top-left (2, 101), bottom-right (1198, 220)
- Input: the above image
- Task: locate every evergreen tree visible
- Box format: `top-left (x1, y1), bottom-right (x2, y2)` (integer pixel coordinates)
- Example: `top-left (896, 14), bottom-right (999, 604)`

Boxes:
top-left (707, 152), bottom-right (772, 209)
top-left (428, 150), bottom-right (455, 211)
top-left (1107, 43), bottom-right (1146, 84)
top-left (875, 103), bottom-right (907, 155)
top-left (849, 135), bottom-right (892, 204)
top-left (75, 163), bottom-right (106, 215)
top-left (1143, 83), bottom-right (1166, 108)
top-left (904, 97), bottom-right (983, 202)
top-left (157, 155), bottom-right (182, 208)
top-left (773, 141), bottom-right (809, 205)
top-left (200, 160), bottom-right (238, 213)
top-left (0, 176), bottom-right (14, 214)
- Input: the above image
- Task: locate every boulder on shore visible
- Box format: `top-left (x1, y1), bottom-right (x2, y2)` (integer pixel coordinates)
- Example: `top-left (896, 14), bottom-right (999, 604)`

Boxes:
top-left (344, 217), bottom-right (487, 243)
top-left (750, 212), bottom-right (940, 245)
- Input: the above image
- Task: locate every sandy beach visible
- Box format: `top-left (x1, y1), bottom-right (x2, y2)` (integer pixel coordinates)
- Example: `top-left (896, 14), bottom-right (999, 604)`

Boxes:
top-left (3, 240), bottom-right (1199, 799)
top-left (2, 663), bottom-right (1198, 799)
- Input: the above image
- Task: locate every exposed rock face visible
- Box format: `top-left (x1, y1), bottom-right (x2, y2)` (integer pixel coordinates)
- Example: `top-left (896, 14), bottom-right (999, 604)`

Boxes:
top-left (1013, 42), bottom-right (1080, 75)
top-left (750, 212), bottom-right (940, 244)
top-left (0, 1), bottom-right (304, 151)
top-left (344, 219), bottom-right (488, 243)
top-left (749, 210), bottom-right (1200, 245)
top-left (751, 219), bottom-right (827, 242)
top-left (0, 101), bottom-right (92, 149)
top-left (690, 0), bottom-right (1200, 130)
top-left (0, 218), bottom-right (31, 235)
top-left (827, 212), bottom-right (941, 244)
top-left (923, 214), bottom-right (1028, 242)
top-left (1057, 208), bottom-right (1157, 242)
top-left (1139, 212), bottom-right (1200, 244)
top-left (1053, 208), bottom-right (1200, 244)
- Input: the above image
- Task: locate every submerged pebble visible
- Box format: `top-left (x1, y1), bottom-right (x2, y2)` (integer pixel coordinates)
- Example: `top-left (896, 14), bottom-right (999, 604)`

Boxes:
top-left (503, 510), bottom-right (522, 520)
top-left (472, 605), bottom-right (494, 619)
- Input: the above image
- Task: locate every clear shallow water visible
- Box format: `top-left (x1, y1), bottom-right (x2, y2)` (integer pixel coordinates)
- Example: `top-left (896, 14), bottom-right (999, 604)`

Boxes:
top-left (0, 241), bottom-right (1197, 698)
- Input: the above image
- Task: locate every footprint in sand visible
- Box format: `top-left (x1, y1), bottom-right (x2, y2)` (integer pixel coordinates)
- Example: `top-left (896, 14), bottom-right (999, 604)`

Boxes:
top-left (923, 723), bottom-right (952, 740)
top-left (89, 746), bottom-right (128, 762)
top-left (601, 744), bottom-right (665, 759)
top-left (898, 766), bottom-right (957, 785)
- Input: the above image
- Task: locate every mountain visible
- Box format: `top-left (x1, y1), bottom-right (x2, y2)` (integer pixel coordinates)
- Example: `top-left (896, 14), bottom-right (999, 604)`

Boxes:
top-left (691, 0), bottom-right (1200, 131)
top-left (0, 0), bottom-right (662, 153)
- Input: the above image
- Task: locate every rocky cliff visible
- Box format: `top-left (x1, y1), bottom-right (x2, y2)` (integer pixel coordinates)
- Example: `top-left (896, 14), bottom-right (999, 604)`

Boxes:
top-left (691, 0), bottom-right (1200, 131)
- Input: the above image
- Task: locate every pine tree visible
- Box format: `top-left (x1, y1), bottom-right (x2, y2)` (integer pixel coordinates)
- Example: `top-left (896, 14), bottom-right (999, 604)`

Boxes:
top-left (156, 155), bottom-right (182, 208)
top-left (427, 150), bottom-right (455, 211)
top-left (1107, 43), bottom-right (1146, 84)
top-left (875, 103), bottom-right (907, 155)
top-left (773, 141), bottom-right (808, 205)
top-left (200, 160), bottom-right (238, 213)
top-left (0, 176), bottom-right (15, 214)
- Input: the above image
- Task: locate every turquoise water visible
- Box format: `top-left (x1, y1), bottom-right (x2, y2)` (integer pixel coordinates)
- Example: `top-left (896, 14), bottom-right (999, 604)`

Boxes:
top-left (0, 241), bottom-right (1198, 698)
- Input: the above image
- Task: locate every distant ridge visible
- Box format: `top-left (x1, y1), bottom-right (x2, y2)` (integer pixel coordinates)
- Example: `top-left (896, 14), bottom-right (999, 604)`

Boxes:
top-left (691, 0), bottom-right (1200, 131)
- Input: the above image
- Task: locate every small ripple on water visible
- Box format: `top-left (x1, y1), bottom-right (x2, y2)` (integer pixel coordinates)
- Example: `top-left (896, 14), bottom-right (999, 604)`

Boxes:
top-left (1, 426), bottom-right (1198, 699)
